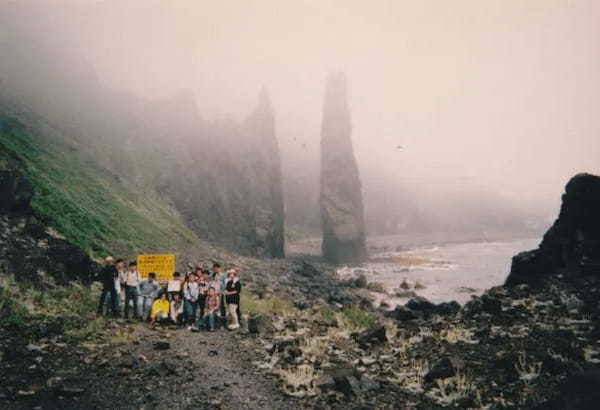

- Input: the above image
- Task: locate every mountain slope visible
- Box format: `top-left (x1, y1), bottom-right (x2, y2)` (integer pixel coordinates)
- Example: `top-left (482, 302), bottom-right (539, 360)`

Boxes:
top-left (0, 111), bottom-right (201, 256)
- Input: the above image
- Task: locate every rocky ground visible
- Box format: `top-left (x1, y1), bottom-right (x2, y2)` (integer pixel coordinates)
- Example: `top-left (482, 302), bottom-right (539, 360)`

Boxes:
top-left (0, 320), bottom-right (289, 409)
top-left (246, 273), bottom-right (600, 409)
top-left (2, 258), bottom-right (600, 409)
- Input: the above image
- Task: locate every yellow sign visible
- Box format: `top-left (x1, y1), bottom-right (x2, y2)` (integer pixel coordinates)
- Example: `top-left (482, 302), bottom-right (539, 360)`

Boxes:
top-left (137, 254), bottom-right (176, 281)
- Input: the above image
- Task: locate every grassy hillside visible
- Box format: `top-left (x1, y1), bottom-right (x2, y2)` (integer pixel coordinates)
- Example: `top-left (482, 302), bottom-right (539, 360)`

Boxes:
top-left (0, 114), bottom-right (201, 257)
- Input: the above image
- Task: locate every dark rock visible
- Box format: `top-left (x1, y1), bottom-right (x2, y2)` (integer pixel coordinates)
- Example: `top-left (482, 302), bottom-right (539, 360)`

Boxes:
top-left (537, 370), bottom-right (600, 410)
top-left (437, 301), bottom-right (461, 316)
top-left (481, 295), bottom-right (502, 315)
top-left (507, 173), bottom-right (600, 287)
top-left (315, 375), bottom-right (336, 390)
top-left (425, 358), bottom-right (456, 382)
top-left (0, 160), bottom-right (97, 285)
top-left (353, 274), bottom-right (368, 288)
top-left (356, 326), bottom-right (387, 348)
top-left (406, 297), bottom-right (436, 314)
top-left (248, 313), bottom-right (275, 335)
top-left (54, 387), bottom-right (85, 397)
top-left (0, 155), bottom-right (33, 213)
top-left (294, 261), bottom-right (321, 278)
top-left (153, 342), bottom-right (170, 351)
top-left (359, 375), bottom-right (380, 391)
top-left (331, 368), bottom-right (362, 396)
top-left (320, 72), bottom-right (368, 264)
top-left (386, 305), bottom-right (417, 321)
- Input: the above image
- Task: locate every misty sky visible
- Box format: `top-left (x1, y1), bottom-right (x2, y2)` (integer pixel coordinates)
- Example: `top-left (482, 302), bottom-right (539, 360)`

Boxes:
top-left (2, 0), bottom-right (600, 219)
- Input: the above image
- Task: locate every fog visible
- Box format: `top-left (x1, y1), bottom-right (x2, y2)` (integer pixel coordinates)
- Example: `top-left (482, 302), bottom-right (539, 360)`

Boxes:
top-left (2, 0), bottom-right (600, 238)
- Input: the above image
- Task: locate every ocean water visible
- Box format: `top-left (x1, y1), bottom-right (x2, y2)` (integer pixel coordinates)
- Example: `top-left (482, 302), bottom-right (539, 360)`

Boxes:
top-left (337, 237), bottom-right (540, 307)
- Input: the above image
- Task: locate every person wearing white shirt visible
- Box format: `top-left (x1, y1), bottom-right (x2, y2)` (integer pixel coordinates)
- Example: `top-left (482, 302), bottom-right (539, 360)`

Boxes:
top-left (123, 261), bottom-right (141, 319)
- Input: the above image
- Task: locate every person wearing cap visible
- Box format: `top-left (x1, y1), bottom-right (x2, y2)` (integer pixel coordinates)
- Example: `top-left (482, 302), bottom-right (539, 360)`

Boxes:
top-left (97, 256), bottom-right (119, 317)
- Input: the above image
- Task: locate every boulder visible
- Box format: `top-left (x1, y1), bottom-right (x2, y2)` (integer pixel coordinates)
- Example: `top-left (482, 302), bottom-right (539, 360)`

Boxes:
top-left (386, 305), bottom-right (417, 321)
top-left (536, 370), bottom-right (600, 410)
top-left (153, 342), bottom-right (170, 351)
top-left (356, 326), bottom-right (387, 348)
top-left (248, 313), bottom-right (275, 335)
top-left (507, 173), bottom-right (600, 287)
top-left (319, 72), bottom-right (368, 264)
top-left (0, 155), bottom-right (33, 213)
top-left (425, 357), bottom-right (456, 382)
top-left (0, 154), bottom-right (97, 285)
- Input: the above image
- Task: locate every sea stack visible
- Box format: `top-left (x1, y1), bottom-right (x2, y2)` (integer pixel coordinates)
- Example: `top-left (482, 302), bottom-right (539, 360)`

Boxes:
top-left (319, 72), bottom-right (367, 264)
top-left (244, 87), bottom-right (286, 258)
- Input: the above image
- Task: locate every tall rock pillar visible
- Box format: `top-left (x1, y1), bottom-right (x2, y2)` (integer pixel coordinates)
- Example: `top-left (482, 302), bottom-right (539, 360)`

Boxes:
top-left (320, 72), bottom-right (367, 264)
top-left (244, 88), bottom-right (285, 258)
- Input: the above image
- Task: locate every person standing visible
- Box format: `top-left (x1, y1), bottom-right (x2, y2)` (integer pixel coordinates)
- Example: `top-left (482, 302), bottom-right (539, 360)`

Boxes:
top-left (167, 271), bottom-right (183, 300)
top-left (138, 272), bottom-right (159, 321)
top-left (123, 261), bottom-right (141, 319)
top-left (224, 269), bottom-right (241, 330)
top-left (197, 270), bottom-right (209, 318)
top-left (97, 256), bottom-right (119, 317)
top-left (183, 274), bottom-right (200, 326)
top-left (212, 263), bottom-right (227, 319)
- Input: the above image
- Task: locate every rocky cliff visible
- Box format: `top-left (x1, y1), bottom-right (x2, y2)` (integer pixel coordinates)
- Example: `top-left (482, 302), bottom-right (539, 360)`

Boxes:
top-left (0, 150), bottom-right (96, 285)
top-left (157, 90), bottom-right (285, 258)
top-left (506, 173), bottom-right (600, 287)
top-left (319, 72), bottom-right (367, 264)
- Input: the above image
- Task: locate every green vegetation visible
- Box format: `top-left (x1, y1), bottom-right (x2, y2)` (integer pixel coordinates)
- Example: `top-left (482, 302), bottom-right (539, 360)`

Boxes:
top-left (339, 304), bottom-right (377, 329)
top-left (0, 115), bottom-right (200, 256)
top-left (240, 292), bottom-right (297, 315)
top-left (0, 274), bottom-right (107, 343)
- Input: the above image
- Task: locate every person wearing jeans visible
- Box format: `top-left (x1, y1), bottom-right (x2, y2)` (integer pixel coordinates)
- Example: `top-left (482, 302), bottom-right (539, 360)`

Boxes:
top-left (183, 274), bottom-right (200, 325)
top-left (123, 261), bottom-right (141, 319)
top-left (97, 256), bottom-right (119, 317)
top-left (196, 287), bottom-right (219, 331)
top-left (138, 272), bottom-right (159, 320)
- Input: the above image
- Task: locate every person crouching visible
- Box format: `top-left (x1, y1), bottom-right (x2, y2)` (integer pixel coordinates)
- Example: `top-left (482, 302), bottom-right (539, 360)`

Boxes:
top-left (169, 292), bottom-right (184, 326)
top-left (195, 287), bottom-right (219, 332)
top-left (151, 292), bottom-right (170, 325)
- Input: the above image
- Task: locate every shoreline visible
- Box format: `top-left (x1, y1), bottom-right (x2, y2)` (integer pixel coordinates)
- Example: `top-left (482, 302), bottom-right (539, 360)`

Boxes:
top-left (287, 230), bottom-right (543, 260)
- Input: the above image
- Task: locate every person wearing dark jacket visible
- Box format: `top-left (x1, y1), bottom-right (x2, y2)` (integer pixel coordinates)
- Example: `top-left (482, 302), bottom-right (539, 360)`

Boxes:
top-left (224, 269), bottom-right (241, 330)
top-left (97, 256), bottom-right (119, 316)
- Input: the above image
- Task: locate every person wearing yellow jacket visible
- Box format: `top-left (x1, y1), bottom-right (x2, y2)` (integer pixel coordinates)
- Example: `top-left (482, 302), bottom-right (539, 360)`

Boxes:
top-left (150, 293), bottom-right (170, 324)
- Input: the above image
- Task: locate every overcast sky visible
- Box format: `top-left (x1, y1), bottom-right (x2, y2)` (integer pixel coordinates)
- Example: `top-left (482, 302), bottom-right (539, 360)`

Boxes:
top-left (2, 0), bottom-right (600, 217)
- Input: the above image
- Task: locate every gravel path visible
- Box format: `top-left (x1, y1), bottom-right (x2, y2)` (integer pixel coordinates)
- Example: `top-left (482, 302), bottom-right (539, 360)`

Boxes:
top-left (1, 322), bottom-right (291, 410)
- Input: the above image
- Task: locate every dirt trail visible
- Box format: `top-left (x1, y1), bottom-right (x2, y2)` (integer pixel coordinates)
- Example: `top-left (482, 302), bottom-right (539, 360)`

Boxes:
top-left (1, 322), bottom-right (291, 410)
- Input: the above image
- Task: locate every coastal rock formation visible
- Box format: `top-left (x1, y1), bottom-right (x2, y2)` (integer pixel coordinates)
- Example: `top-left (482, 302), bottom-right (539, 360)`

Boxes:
top-left (241, 89), bottom-right (285, 258)
top-left (0, 152), bottom-right (96, 285)
top-left (506, 173), bottom-right (600, 287)
top-left (319, 72), bottom-right (367, 264)
top-left (158, 89), bottom-right (286, 258)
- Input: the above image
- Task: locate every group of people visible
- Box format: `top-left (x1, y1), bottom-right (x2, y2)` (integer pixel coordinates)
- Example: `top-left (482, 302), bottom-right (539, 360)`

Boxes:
top-left (96, 256), bottom-right (242, 331)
